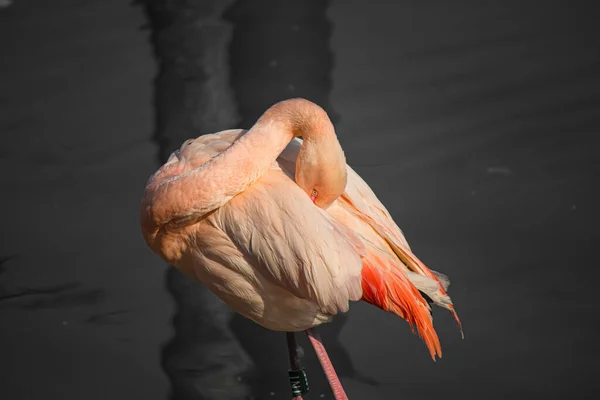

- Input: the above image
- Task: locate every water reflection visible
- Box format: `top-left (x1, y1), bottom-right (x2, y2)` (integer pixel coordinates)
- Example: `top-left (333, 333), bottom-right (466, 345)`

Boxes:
top-left (142, 0), bottom-right (362, 398)
top-left (225, 1), bottom-right (373, 396)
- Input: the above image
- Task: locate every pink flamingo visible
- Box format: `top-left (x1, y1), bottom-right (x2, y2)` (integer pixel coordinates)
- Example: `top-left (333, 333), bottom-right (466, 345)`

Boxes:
top-left (140, 98), bottom-right (462, 399)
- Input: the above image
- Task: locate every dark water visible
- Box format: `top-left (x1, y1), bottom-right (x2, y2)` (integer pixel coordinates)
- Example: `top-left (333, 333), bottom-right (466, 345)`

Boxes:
top-left (1, 0), bottom-right (599, 399)
top-left (328, 2), bottom-right (600, 399)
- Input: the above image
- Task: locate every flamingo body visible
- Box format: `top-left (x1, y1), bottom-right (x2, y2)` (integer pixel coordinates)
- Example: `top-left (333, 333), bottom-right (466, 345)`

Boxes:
top-left (141, 99), bottom-right (461, 360)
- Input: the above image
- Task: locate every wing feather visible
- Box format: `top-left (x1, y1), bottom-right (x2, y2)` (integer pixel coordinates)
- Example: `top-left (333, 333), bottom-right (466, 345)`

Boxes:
top-left (214, 169), bottom-right (364, 315)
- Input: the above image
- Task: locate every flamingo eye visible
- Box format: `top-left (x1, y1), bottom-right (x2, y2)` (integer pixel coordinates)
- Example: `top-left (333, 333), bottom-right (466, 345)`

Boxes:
top-left (311, 189), bottom-right (317, 196)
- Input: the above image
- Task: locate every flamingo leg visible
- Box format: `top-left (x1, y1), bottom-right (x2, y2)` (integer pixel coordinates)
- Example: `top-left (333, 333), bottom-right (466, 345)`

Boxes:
top-left (305, 328), bottom-right (349, 400)
top-left (287, 332), bottom-right (309, 400)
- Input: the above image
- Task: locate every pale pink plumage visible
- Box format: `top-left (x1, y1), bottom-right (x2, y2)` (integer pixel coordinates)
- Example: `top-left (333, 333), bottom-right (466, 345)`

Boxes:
top-left (141, 98), bottom-right (461, 360)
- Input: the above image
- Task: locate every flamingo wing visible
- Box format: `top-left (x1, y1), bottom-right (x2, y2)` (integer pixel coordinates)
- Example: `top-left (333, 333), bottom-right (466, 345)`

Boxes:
top-left (214, 169), bottom-right (365, 316)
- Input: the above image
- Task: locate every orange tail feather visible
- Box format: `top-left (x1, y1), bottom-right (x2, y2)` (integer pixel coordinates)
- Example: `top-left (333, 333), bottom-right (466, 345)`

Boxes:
top-left (361, 250), bottom-right (442, 360)
top-left (387, 239), bottom-right (464, 338)
top-left (340, 200), bottom-right (463, 338)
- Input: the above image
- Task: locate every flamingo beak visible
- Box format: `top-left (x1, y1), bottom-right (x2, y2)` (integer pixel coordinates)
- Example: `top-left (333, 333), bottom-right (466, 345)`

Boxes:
top-left (166, 150), bottom-right (180, 164)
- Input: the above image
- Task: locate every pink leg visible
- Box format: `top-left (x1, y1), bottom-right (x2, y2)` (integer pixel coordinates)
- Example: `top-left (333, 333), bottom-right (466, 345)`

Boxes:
top-left (306, 328), bottom-right (349, 400)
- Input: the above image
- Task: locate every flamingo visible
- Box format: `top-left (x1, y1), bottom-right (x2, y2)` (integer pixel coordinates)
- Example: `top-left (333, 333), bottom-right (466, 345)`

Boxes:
top-left (140, 98), bottom-right (462, 399)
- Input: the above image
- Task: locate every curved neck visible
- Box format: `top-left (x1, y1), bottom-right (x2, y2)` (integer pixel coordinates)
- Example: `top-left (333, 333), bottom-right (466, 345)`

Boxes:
top-left (141, 98), bottom-right (333, 236)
